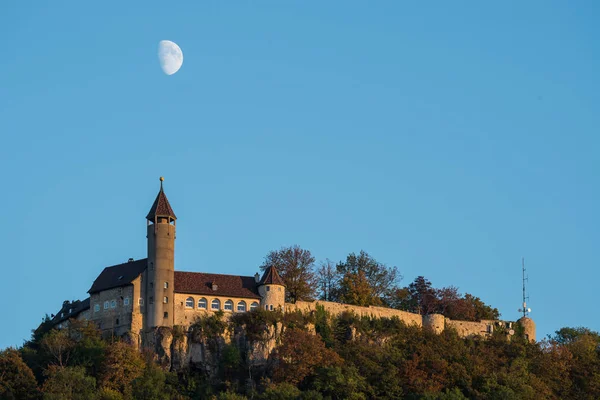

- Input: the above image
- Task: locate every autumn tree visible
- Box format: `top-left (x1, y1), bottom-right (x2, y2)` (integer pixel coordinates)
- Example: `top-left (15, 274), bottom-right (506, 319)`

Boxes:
top-left (273, 328), bottom-right (342, 385)
top-left (334, 251), bottom-right (400, 306)
top-left (260, 245), bottom-right (318, 302)
top-left (98, 341), bottom-right (145, 395)
top-left (0, 348), bottom-right (39, 400)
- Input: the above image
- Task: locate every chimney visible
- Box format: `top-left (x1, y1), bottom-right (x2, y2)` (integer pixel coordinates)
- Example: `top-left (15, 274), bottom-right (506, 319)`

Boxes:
top-left (254, 272), bottom-right (260, 283)
top-left (128, 258), bottom-right (134, 263)
top-left (211, 282), bottom-right (218, 291)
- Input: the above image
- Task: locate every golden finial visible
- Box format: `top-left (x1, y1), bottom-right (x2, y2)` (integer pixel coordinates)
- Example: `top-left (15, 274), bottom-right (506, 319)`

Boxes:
top-left (160, 176), bottom-right (165, 182)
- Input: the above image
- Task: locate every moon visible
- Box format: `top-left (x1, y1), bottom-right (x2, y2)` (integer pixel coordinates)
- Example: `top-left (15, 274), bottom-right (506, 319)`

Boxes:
top-left (158, 40), bottom-right (183, 75)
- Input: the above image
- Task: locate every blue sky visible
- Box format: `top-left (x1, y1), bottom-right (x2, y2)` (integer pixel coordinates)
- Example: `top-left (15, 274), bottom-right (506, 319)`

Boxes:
top-left (1, 1), bottom-right (598, 349)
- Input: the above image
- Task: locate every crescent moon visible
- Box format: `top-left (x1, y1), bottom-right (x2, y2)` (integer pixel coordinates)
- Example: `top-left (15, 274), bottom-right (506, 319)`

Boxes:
top-left (158, 40), bottom-right (183, 75)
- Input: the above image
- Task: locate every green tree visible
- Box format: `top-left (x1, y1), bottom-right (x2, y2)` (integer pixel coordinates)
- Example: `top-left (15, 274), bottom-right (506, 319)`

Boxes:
top-left (98, 341), bottom-right (145, 394)
top-left (259, 383), bottom-right (301, 400)
top-left (130, 362), bottom-right (170, 400)
top-left (41, 366), bottom-right (96, 400)
top-left (260, 245), bottom-right (318, 302)
top-left (334, 251), bottom-right (400, 306)
top-left (0, 348), bottom-right (40, 400)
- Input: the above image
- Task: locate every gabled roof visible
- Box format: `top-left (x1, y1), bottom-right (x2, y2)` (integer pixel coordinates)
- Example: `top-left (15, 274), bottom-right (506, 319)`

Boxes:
top-left (51, 298), bottom-right (90, 325)
top-left (88, 258), bottom-right (147, 294)
top-left (174, 271), bottom-right (261, 299)
top-left (146, 182), bottom-right (176, 221)
top-left (259, 265), bottom-right (285, 286)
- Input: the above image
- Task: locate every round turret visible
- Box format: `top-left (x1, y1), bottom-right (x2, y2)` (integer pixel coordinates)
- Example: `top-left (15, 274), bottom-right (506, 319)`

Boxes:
top-left (517, 316), bottom-right (536, 342)
top-left (257, 266), bottom-right (286, 311)
top-left (423, 314), bottom-right (445, 334)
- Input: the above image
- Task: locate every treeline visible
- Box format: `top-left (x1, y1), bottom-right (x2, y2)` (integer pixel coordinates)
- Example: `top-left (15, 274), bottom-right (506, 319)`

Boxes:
top-left (262, 246), bottom-right (499, 321)
top-left (2, 310), bottom-right (600, 399)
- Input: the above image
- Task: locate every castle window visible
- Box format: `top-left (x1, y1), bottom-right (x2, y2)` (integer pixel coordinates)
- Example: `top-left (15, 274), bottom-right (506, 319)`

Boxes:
top-left (198, 298), bottom-right (207, 309)
top-left (224, 300), bottom-right (233, 311)
top-left (163, 296), bottom-right (168, 304)
top-left (94, 304), bottom-right (100, 312)
top-left (149, 297), bottom-right (154, 304)
top-left (115, 318), bottom-right (119, 325)
top-left (124, 297), bottom-right (130, 306)
top-left (138, 298), bottom-right (144, 306)
top-left (164, 312), bottom-right (168, 319)
top-left (266, 286), bottom-right (270, 292)
top-left (110, 300), bottom-right (116, 308)
top-left (211, 299), bottom-right (220, 310)
top-left (104, 301), bottom-right (109, 310)
top-left (269, 305), bottom-right (274, 311)
top-left (250, 302), bottom-right (259, 311)
top-left (185, 297), bottom-right (194, 308)
top-left (164, 282), bottom-right (169, 289)
top-left (265, 305), bottom-right (268, 310)
top-left (237, 301), bottom-right (247, 312)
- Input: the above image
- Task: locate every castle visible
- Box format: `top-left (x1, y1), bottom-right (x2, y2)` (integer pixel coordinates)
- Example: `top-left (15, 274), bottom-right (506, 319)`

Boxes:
top-left (49, 178), bottom-right (536, 344)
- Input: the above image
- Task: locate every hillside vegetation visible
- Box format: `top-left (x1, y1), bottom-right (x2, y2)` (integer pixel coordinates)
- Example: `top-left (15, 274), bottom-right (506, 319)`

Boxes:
top-left (1, 309), bottom-right (599, 400)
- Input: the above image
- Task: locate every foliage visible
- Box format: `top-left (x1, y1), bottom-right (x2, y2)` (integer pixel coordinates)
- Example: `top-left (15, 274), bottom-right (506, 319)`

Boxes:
top-left (334, 250), bottom-right (400, 306)
top-left (390, 276), bottom-right (499, 321)
top-left (98, 341), bottom-right (145, 394)
top-left (273, 328), bottom-right (342, 385)
top-left (260, 245), bottom-right (318, 302)
top-left (0, 348), bottom-right (40, 400)
top-left (41, 365), bottom-right (96, 400)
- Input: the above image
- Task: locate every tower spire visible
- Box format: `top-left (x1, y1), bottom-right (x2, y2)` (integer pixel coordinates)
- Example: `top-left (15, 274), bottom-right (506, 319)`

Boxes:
top-left (146, 177), bottom-right (176, 222)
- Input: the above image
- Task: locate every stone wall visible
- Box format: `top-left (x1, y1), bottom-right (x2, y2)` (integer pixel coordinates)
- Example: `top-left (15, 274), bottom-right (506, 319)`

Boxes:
top-left (89, 285), bottom-right (136, 337)
top-left (287, 300), bottom-right (423, 327)
top-left (445, 319), bottom-right (494, 338)
top-left (172, 293), bottom-right (261, 326)
top-left (286, 300), bottom-right (529, 340)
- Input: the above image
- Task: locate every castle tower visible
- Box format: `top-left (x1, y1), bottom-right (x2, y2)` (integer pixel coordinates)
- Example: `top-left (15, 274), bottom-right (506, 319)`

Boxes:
top-left (258, 265), bottom-right (286, 311)
top-left (146, 177), bottom-right (176, 329)
top-left (517, 316), bottom-right (536, 342)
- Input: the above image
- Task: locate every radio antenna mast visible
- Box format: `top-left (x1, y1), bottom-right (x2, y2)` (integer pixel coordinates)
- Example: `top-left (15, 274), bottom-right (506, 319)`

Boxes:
top-left (518, 257), bottom-right (531, 317)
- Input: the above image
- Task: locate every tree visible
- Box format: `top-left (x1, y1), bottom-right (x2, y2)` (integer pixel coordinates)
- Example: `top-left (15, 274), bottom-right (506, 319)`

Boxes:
top-left (334, 251), bottom-right (400, 306)
top-left (391, 276), bottom-right (437, 315)
top-left (98, 341), bottom-right (145, 394)
top-left (316, 259), bottom-right (339, 302)
top-left (0, 348), bottom-right (40, 400)
top-left (338, 270), bottom-right (381, 307)
top-left (273, 328), bottom-right (342, 385)
top-left (40, 329), bottom-right (75, 368)
top-left (41, 365), bottom-right (96, 400)
top-left (260, 245), bottom-right (318, 302)
top-left (130, 362), bottom-right (170, 400)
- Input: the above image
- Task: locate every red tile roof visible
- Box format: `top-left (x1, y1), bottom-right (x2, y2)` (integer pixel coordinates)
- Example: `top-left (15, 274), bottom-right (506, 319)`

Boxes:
top-left (174, 271), bottom-right (261, 299)
top-left (146, 185), bottom-right (176, 221)
top-left (259, 265), bottom-right (285, 286)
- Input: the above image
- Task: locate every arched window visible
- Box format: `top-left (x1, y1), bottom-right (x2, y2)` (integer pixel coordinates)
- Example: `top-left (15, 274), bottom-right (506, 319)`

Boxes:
top-left (211, 299), bottom-right (220, 310)
top-left (198, 298), bottom-right (207, 309)
top-left (224, 300), bottom-right (233, 311)
top-left (185, 297), bottom-right (194, 308)
top-left (250, 302), bottom-right (259, 311)
top-left (237, 301), bottom-right (247, 312)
